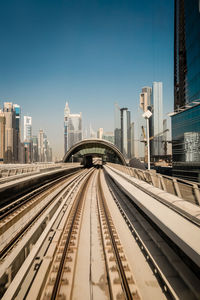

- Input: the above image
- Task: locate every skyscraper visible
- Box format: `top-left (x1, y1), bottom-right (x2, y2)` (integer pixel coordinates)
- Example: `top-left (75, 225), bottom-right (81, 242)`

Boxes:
top-left (114, 103), bottom-right (121, 150)
top-left (172, 0), bottom-right (200, 181)
top-left (140, 87), bottom-right (152, 112)
top-left (97, 128), bottom-right (103, 139)
top-left (38, 129), bottom-right (45, 162)
top-left (64, 102), bottom-right (82, 153)
top-left (32, 136), bottom-right (39, 162)
top-left (24, 116), bottom-right (32, 141)
top-left (174, 0), bottom-right (200, 109)
top-left (138, 86), bottom-right (152, 162)
top-left (13, 104), bottom-right (21, 162)
top-left (64, 102), bottom-right (70, 154)
top-left (0, 110), bottom-right (5, 163)
top-left (151, 82), bottom-right (164, 156)
top-left (3, 102), bottom-right (17, 163)
top-left (114, 104), bottom-right (132, 158)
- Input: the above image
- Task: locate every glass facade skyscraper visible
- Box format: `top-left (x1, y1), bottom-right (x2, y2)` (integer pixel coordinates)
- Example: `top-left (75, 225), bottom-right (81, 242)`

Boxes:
top-left (172, 0), bottom-right (200, 182)
top-left (174, 0), bottom-right (200, 108)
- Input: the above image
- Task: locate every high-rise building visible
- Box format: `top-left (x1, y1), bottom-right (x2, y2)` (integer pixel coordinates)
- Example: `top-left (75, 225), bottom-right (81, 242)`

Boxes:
top-left (32, 136), bottom-right (39, 162)
top-left (24, 116), bottom-right (32, 141)
top-left (151, 82), bottom-right (164, 156)
top-left (114, 104), bottom-right (131, 158)
top-left (38, 129), bottom-right (45, 162)
top-left (64, 102), bottom-right (82, 152)
top-left (24, 140), bottom-right (33, 163)
top-left (114, 103), bottom-right (121, 150)
top-left (102, 131), bottom-right (114, 144)
top-left (0, 110), bottom-right (5, 163)
top-left (174, 0), bottom-right (200, 109)
top-left (97, 128), bottom-right (103, 139)
top-left (68, 114), bottom-right (82, 148)
top-left (64, 102), bottom-right (70, 154)
top-left (89, 124), bottom-right (97, 139)
top-left (13, 104), bottom-right (21, 162)
top-left (136, 87), bottom-right (152, 162)
top-left (140, 87), bottom-right (152, 112)
top-left (3, 102), bottom-right (17, 163)
top-left (172, 0), bottom-right (200, 182)
top-left (38, 129), bottom-right (52, 162)
top-left (130, 122), bottom-right (135, 158)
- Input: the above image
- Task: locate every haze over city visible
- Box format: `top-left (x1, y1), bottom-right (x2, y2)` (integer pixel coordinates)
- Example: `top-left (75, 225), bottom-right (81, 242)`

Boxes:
top-left (0, 0), bottom-right (173, 159)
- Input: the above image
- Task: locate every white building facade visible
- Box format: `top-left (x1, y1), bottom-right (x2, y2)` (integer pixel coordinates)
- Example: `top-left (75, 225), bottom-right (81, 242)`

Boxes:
top-left (24, 116), bottom-right (32, 141)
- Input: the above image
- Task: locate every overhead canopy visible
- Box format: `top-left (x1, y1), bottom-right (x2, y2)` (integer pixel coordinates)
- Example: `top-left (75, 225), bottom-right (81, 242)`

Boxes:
top-left (63, 139), bottom-right (126, 165)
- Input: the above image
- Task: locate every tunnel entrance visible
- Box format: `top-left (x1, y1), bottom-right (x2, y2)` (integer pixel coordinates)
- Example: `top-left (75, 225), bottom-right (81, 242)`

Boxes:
top-left (63, 139), bottom-right (126, 167)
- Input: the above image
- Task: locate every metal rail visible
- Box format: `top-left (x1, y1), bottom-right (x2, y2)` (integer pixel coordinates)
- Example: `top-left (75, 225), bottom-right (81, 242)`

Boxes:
top-left (50, 170), bottom-right (94, 299)
top-left (97, 171), bottom-right (133, 300)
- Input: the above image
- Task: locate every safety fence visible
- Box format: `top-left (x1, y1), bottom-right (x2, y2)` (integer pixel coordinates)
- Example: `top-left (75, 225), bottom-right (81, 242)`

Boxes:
top-left (107, 163), bottom-right (200, 206)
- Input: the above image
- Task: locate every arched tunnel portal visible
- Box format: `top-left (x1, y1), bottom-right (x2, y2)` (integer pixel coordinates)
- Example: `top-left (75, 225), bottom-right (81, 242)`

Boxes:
top-left (63, 139), bottom-right (126, 167)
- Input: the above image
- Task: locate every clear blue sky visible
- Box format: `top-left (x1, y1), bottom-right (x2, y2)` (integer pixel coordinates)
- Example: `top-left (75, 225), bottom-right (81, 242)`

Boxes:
top-left (0, 0), bottom-right (174, 159)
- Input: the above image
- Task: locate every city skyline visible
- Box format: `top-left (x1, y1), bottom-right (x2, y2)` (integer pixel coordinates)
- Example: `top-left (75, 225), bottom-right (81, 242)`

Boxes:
top-left (0, 0), bottom-right (174, 159)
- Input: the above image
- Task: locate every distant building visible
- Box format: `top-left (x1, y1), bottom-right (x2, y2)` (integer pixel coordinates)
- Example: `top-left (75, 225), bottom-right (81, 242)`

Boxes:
top-left (38, 129), bottom-right (52, 162)
top-left (64, 102), bottom-right (70, 154)
top-left (24, 140), bottom-right (33, 163)
top-left (38, 129), bottom-right (45, 162)
top-left (102, 131), bottom-right (114, 144)
top-left (140, 87), bottom-right (152, 112)
top-left (3, 102), bottom-right (17, 163)
top-left (64, 102), bottom-right (82, 153)
top-left (151, 82), bottom-right (164, 157)
top-left (136, 87), bottom-right (152, 161)
top-left (172, 0), bottom-right (200, 182)
top-left (114, 103), bottom-right (131, 158)
top-left (24, 116), bottom-right (32, 141)
top-left (13, 104), bottom-right (21, 162)
top-left (0, 110), bottom-right (5, 163)
top-left (114, 103), bottom-right (121, 150)
top-left (97, 128), bottom-right (103, 139)
top-left (89, 124), bottom-right (96, 139)
top-left (130, 122), bottom-right (135, 158)
top-left (32, 136), bottom-right (39, 162)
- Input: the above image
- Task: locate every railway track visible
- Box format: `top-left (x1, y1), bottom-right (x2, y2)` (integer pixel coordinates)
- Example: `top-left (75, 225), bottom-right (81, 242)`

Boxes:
top-left (105, 170), bottom-right (200, 300)
top-left (0, 169), bottom-right (86, 260)
top-left (97, 170), bottom-right (140, 299)
top-left (39, 169), bottom-right (141, 300)
top-left (41, 168), bottom-right (93, 299)
top-left (0, 168), bottom-right (93, 299)
top-left (3, 166), bottom-right (196, 299)
top-left (3, 168), bottom-right (146, 300)
top-left (0, 169), bottom-right (81, 219)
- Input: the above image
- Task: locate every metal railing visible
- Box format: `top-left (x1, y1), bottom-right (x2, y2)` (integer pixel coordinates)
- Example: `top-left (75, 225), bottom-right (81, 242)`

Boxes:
top-left (107, 163), bottom-right (200, 206)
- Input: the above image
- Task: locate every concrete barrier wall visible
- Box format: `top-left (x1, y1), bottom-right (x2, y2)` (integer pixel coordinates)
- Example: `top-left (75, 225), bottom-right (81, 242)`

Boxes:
top-left (0, 166), bottom-right (82, 207)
